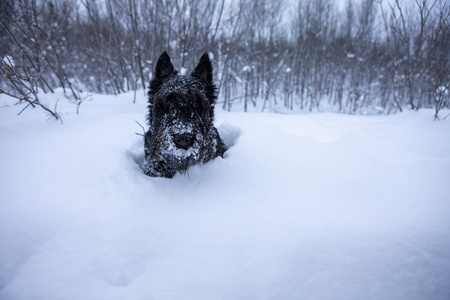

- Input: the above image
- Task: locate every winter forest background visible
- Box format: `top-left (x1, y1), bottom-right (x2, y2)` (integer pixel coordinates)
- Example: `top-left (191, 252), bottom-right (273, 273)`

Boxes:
top-left (1, 0), bottom-right (449, 119)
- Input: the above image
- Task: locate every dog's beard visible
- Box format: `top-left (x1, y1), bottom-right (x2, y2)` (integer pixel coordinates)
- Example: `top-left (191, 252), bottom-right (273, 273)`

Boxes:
top-left (143, 120), bottom-right (208, 178)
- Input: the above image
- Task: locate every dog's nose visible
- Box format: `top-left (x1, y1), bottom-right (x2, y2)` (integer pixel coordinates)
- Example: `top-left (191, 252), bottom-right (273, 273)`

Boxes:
top-left (173, 133), bottom-right (194, 149)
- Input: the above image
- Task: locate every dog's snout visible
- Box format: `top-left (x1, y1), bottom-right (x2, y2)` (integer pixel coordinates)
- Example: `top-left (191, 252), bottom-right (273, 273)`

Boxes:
top-left (173, 133), bottom-right (194, 149)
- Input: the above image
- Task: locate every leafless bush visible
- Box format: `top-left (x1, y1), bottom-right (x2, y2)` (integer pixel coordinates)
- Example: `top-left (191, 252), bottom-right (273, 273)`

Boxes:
top-left (1, 52), bottom-right (60, 120)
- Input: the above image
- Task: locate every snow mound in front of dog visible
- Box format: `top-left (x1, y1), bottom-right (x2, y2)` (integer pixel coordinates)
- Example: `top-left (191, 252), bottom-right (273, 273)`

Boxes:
top-left (1, 90), bottom-right (450, 300)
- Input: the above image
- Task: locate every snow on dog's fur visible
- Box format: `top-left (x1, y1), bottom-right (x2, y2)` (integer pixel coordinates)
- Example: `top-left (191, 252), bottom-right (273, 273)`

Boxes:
top-left (142, 52), bottom-right (226, 178)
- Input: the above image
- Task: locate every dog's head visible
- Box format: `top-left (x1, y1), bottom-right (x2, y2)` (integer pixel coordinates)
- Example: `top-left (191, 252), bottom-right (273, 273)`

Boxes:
top-left (143, 52), bottom-right (220, 177)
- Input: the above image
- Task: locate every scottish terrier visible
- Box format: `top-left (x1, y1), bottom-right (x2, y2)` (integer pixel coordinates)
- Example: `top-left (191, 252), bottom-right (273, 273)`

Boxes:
top-left (142, 51), bottom-right (226, 178)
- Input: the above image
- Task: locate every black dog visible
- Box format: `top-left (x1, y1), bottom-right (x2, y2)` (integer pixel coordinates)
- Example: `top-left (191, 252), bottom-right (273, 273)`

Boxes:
top-left (142, 51), bottom-right (226, 178)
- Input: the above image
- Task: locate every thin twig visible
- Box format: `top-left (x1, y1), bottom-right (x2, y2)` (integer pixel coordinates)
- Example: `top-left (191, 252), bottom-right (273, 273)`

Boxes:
top-left (135, 120), bottom-right (146, 136)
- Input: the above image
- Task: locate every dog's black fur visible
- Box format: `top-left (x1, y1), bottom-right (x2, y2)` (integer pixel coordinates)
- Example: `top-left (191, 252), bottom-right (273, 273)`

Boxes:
top-left (142, 51), bottom-right (226, 178)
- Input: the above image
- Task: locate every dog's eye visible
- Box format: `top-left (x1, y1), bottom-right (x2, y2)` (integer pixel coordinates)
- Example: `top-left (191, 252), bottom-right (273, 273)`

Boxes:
top-left (194, 96), bottom-right (208, 112)
top-left (155, 102), bottom-right (166, 111)
top-left (194, 101), bottom-right (202, 111)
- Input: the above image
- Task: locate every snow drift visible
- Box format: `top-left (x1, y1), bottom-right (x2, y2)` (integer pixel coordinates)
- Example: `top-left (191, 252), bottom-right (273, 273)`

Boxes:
top-left (0, 91), bottom-right (449, 300)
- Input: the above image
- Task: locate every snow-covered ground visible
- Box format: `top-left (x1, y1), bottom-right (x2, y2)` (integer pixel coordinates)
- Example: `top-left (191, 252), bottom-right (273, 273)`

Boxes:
top-left (1, 91), bottom-right (450, 300)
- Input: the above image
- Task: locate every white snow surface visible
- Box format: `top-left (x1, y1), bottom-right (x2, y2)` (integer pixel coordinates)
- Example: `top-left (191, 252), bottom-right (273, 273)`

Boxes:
top-left (1, 90), bottom-right (450, 300)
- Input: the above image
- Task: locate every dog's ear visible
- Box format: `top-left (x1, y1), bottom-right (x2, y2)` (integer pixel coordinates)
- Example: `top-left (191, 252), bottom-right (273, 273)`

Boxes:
top-left (155, 51), bottom-right (175, 80)
top-left (192, 52), bottom-right (213, 83)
